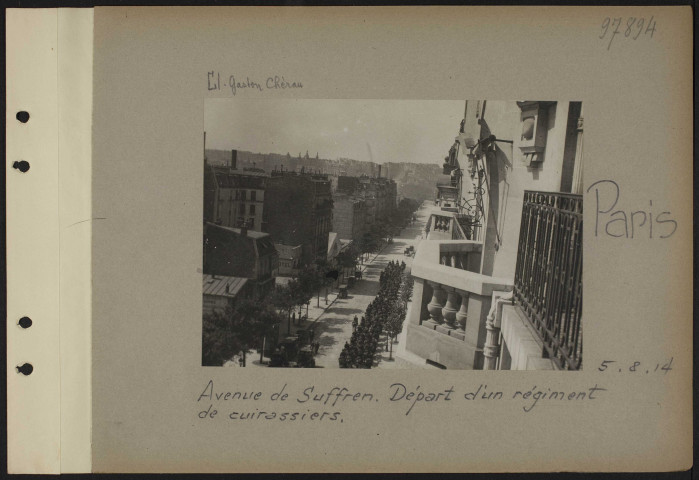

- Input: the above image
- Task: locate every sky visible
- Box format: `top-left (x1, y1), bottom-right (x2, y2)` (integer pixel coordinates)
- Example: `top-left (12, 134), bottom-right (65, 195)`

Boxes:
top-left (204, 99), bottom-right (465, 165)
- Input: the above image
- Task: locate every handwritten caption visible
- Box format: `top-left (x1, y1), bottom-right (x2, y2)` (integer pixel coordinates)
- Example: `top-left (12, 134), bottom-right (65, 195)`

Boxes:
top-left (600, 16), bottom-right (656, 50)
top-left (587, 180), bottom-right (677, 239)
top-left (207, 71), bottom-right (303, 95)
top-left (196, 380), bottom-right (608, 423)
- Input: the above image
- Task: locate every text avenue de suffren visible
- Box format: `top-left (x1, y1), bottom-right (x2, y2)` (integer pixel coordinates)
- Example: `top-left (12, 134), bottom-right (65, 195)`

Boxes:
top-left (197, 380), bottom-right (607, 419)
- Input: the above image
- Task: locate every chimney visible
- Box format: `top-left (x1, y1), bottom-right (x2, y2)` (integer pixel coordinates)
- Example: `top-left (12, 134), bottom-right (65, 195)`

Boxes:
top-left (226, 283), bottom-right (230, 294)
top-left (378, 164), bottom-right (382, 178)
top-left (231, 149), bottom-right (237, 170)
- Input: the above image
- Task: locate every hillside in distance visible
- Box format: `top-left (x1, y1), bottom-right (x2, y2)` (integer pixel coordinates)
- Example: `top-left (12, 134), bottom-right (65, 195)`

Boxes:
top-left (205, 149), bottom-right (449, 203)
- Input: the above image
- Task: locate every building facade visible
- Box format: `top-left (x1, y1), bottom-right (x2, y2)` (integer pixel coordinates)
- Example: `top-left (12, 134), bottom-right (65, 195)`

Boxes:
top-left (332, 193), bottom-right (366, 242)
top-left (274, 243), bottom-right (302, 276)
top-left (406, 100), bottom-right (584, 371)
top-left (204, 149), bottom-right (266, 231)
top-left (337, 173), bottom-right (397, 231)
top-left (263, 169), bottom-right (333, 266)
top-left (203, 222), bottom-right (278, 299)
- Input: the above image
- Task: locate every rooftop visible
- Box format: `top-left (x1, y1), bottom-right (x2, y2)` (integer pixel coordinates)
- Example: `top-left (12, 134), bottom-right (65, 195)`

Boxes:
top-left (210, 223), bottom-right (270, 239)
top-left (202, 274), bottom-right (248, 297)
top-left (211, 165), bottom-right (268, 177)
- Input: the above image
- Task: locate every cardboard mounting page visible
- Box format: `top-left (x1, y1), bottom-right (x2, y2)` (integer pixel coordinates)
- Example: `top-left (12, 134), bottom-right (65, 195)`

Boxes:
top-left (87, 6), bottom-right (692, 473)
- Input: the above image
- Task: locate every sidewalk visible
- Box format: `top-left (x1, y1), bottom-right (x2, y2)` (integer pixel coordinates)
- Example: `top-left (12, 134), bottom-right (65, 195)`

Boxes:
top-left (246, 288), bottom-right (341, 368)
top-left (245, 206), bottom-right (431, 369)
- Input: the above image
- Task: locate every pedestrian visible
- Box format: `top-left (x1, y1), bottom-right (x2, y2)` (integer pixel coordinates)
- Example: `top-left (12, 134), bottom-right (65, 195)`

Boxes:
top-left (314, 341), bottom-right (320, 355)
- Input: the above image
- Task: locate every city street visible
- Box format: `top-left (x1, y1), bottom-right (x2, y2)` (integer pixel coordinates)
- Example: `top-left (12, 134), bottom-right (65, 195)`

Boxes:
top-left (241, 203), bottom-right (435, 369)
top-left (243, 201), bottom-right (433, 369)
top-left (312, 204), bottom-right (429, 369)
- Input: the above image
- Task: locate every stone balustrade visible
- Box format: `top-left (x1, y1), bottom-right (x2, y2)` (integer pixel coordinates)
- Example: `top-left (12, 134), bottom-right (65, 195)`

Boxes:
top-left (406, 239), bottom-right (513, 370)
top-left (425, 207), bottom-right (474, 241)
top-left (432, 215), bottom-right (452, 233)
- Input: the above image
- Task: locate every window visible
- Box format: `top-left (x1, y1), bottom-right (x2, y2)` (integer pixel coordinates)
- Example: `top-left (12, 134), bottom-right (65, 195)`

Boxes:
top-left (240, 190), bottom-right (247, 201)
top-left (249, 204), bottom-right (256, 215)
top-left (251, 191), bottom-right (257, 202)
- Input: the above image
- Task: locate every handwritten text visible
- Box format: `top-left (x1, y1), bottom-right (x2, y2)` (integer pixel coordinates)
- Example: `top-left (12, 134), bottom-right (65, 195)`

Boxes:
top-left (207, 71), bottom-right (303, 95)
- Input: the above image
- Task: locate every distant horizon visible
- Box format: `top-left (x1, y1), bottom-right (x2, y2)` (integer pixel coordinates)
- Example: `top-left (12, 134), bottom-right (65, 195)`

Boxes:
top-left (204, 146), bottom-right (445, 169)
top-left (205, 99), bottom-right (466, 165)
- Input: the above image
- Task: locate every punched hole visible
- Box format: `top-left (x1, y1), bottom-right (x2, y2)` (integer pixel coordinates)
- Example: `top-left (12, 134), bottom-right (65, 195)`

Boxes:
top-left (18, 317), bottom-right (32, 329)
top-left (16, 363), bottom-right (33, 376)
top-left (16, 111), bottom-right (30, 123)
top-left (12, 161), bottom-right (30, 173)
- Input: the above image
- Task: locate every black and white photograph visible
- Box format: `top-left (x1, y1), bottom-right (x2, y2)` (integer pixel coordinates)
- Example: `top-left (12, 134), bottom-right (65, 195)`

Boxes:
top-left (8, 5), bottom-right (692, 474)
top-left (201, 99), bottom-right (583, 370)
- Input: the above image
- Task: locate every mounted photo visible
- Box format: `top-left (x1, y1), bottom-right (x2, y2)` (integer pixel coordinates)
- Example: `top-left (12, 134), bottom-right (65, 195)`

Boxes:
top-left (202, 99), bottom-right (583, 370)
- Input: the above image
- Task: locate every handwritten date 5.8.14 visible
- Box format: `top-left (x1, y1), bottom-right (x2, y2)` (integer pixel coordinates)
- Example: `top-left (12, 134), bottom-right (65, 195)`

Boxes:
top-left (600, 16), bottom-right (656, 50)
top-left (598, 357), bottom-right (673, 374)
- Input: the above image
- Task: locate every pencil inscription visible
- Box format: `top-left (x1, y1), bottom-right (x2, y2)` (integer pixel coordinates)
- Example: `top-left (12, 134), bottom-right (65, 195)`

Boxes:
top-left (207, 71), bottom-right (303, 95)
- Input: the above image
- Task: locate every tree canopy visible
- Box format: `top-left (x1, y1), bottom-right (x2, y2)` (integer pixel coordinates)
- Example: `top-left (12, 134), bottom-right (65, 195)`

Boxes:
top-left (202, 299), bottom-right (282, 366)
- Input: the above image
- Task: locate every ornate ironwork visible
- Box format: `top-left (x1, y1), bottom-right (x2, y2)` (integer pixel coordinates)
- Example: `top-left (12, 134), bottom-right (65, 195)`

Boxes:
top-left (514, 191), bottom-right (583, 370)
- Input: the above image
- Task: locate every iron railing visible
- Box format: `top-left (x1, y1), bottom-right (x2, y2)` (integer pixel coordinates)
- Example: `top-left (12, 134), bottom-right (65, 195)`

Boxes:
top-left (514, 191), bottom-right (583, 370)
top-left (453, 213), bottom-right (477, 240)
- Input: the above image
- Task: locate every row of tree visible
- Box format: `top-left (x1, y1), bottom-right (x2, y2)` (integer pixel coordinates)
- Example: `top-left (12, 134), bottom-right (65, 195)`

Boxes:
top-left (203, 253), bottom-right (362, 367)
top-left (202, 198), bottom-right (420, 367)
top-left (356, 198), bottom-right (421, 262)
top-left (339, 260), bottom-right (413, 368)
top-left (202, 299), bottom-right (281, 367)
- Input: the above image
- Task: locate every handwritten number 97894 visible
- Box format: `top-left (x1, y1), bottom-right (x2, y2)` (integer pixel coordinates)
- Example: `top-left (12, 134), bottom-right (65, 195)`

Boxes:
top-left (600, 16), bottom-right (656, 50)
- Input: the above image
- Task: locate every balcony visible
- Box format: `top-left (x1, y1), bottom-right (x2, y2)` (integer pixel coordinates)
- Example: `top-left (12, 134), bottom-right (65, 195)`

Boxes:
top-left (406, 190), bottom-right (582, 371)
top-left (512, 191), bottom-right (583, 370)
top-left (424, 205), bottom-right (476, 242)
top-left (406, 239), bottom-right (513, 369)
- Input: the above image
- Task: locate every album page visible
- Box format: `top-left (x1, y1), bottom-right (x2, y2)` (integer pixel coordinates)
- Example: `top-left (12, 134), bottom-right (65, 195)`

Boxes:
top-left (8, 5), bottom-right (693, 474)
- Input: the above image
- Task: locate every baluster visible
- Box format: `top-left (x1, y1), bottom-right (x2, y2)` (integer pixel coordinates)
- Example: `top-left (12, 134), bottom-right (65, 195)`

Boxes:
top-left (424, 282), bottom-right (445, 328)
top-left (441, 287), bottom-right (458, 330)
top-left (455, 290), bottom-right (468, 332)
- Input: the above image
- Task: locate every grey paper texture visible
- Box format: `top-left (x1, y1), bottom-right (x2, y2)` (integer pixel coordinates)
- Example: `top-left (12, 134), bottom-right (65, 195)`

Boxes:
top-left (91, 6), bottom-right (692, 473)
